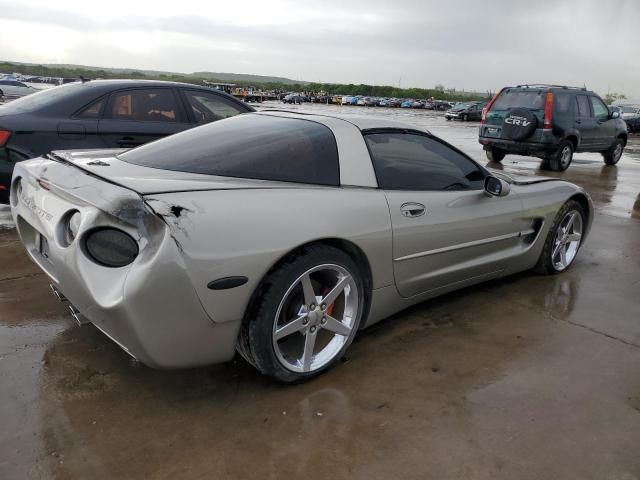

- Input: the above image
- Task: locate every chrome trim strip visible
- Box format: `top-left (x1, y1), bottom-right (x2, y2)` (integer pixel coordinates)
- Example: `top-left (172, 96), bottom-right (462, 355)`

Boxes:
top-left (394, 230), bottom-right (534, 262)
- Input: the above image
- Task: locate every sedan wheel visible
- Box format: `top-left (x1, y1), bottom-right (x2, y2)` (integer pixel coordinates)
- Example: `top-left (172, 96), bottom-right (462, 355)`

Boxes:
top-left (239, 245), bottom-right (364, 382)
top-left (534, 200), bottom-right (585, 275)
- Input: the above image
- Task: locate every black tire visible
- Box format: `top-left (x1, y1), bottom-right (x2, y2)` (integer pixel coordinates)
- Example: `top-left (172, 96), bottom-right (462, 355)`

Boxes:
top-left (534, 200), bottom-right (586, 275)
top-left (462, 114), bottom-right (468, 122)
top-left (548, 140), bottom-right (574, 171)
top-left (486, 148), bottom-right (506, 162)
top-left (445, 117), bottom-right (451, 121)
top-left (603, 138), bottom-right (624, 165)
top-left (238, 245), bottom-right (365, 383)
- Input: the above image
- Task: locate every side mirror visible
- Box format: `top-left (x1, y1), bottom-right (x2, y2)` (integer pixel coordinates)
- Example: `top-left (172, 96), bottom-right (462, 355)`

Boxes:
top-left (484, 176), bottom-right (511, 197)
top-left (611, 110), bottom-right (620, 119)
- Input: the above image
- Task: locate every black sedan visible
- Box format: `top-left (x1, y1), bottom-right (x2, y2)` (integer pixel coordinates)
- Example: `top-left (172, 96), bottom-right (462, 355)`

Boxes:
top-left (0, 79), bottom-right (254, 202)
top-left (445, 102), bottom-right (485, 121)
top-left (626, 115), bottom-right (640, 133)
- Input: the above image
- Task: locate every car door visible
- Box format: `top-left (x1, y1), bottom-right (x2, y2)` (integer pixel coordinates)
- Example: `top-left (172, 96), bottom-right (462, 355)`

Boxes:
top-left (364, 130), bottom-right (527, 298)
top-left (590, 95), bottom-right (617, 149)
top-left (470, 104), bottom-right (482, 120)
top-left (0, 80), bottom-right (17, 96)
top-left (179, 89), bottom-right (250, 125)
top-left (575, 94), bottom-right (597, 149)
top-left (98, 88), bottom-right (191, 149)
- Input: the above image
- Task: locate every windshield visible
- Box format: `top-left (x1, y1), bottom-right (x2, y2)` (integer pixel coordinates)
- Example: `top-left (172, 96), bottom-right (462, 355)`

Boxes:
top-left (620, 106), bottom-right (639, 114)
top-left (0, 83), bottom-right (82, 112)
top-left (491, 89), bottom-right (546, 110)
top-left (454, 103), bottom-right (472, 109)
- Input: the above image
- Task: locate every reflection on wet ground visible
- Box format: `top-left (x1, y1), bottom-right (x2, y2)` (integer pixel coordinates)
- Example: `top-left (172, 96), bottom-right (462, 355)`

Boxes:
top-left (1, 105), bottom-right (639, 479)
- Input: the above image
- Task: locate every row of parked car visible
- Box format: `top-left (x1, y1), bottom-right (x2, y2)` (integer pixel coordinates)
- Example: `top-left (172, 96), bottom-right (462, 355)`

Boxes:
top-left (282, 93), bottom-right (464, 111)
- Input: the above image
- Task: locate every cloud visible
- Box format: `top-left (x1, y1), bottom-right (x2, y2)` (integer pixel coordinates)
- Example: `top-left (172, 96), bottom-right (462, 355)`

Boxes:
top-left (0, 0), bottom-right (638, 97)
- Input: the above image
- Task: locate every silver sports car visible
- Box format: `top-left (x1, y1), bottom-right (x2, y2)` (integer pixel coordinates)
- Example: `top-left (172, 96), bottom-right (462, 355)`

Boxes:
top-left (10, 111), bottom-right (593, 382)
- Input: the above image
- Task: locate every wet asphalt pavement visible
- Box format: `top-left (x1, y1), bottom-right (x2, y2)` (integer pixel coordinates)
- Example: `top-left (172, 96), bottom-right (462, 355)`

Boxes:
top-left (1, 103), bottom-right (639, 479)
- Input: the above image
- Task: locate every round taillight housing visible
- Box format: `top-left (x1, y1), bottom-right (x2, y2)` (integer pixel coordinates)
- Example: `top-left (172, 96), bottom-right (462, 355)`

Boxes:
top-left (84, 227), bottom-right (138, 268)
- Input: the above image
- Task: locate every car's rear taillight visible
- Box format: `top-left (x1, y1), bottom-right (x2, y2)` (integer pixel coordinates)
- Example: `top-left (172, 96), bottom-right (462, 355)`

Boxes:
top-left (543, 92), bottom-right (554, 130)
top-left (0, 130), bottom-right (11, 147)
top-left (481, 88), bottom-right (503, 124)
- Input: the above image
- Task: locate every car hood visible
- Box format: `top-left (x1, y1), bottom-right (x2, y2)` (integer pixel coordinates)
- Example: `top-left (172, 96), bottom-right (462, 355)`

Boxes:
top-left (46, 149), bottom-right (304, 195)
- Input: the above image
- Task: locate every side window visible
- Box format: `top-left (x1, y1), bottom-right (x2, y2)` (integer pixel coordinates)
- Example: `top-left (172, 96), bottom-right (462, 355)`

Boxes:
top-left (364, 132), bottom-right (484, 191)
top-left (76, 98), bottom-right (105, 119)
top-left (16, 82), bottom-right (28, 88)
top-left (555, 93), bottom-right (572, 115)
top-left (184, 90), bottom-right (246, 124)
top-left (590, 97), bottom-right (609, 121)
top-left (576, 95), bottom-right (592, 117)
top-left (106, 89), bottom-right (179, 122)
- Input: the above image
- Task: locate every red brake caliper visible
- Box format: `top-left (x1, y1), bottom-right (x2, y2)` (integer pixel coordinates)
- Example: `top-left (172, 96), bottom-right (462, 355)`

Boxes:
top-left (321, 288), bottom-right (336, 316)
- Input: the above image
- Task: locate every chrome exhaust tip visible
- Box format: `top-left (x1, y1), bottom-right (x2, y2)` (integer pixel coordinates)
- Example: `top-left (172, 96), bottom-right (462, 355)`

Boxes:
top-left (68, 305), bottom-right (90, 326)
top-left (49, 284), bottom-right (67, 302)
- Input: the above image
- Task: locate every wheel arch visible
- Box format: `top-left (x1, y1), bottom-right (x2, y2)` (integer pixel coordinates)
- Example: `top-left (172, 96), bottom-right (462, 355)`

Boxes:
top-left (569, 192), bottom-right (592, 238)
top-left (243, 238), bottom-right (374, 331)
top-left (617, 132), bottom-right (628, 146)
top-left (564, 134), bottom-right (578, 151)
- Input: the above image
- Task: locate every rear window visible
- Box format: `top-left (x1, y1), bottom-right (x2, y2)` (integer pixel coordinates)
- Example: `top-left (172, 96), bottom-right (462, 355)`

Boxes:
top-left (0, 83), bottom-right (82, 112)
top-left (491, 89), bottom-right (546, 110)
top-left (119, 114), bottom-right (340, 186)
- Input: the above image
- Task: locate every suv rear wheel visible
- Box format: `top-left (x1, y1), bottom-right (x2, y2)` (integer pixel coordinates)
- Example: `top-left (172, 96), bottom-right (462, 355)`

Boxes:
top-left (547, 140), bottom-right (574, 171)
top-left (485, 148), bottom-right (506, 162)
top-left (603, 139), bottom-right (624, 165)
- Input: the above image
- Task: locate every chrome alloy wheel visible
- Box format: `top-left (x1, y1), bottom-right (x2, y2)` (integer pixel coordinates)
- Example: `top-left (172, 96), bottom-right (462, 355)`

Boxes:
top-left (552, 210), bottom-right (583, 271)
top-left (560, 145), bottom-right (573, 168)
top-left (272, 264), bottom-right (359, 373)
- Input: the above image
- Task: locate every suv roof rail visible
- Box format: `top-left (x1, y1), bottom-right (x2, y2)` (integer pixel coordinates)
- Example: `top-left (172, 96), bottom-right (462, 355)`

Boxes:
top-left (515, 84), bottom-right (587, 91)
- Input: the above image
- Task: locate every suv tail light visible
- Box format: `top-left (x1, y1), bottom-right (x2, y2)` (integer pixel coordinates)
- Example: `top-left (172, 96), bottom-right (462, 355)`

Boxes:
top-left (0, 130), bottom-right (11, 147)
top-left (543, 92), bottom-right (554, 130)
top-left (481, 88), bottom-right (503, 124)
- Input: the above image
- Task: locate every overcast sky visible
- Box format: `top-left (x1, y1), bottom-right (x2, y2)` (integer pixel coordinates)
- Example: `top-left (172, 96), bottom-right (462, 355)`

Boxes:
top-left (1, 0), bottom-right (638, 97)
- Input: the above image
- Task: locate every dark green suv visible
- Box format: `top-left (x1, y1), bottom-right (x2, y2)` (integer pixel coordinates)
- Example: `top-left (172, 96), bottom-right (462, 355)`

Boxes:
top-left (479, 84), bottom-right (628, 171)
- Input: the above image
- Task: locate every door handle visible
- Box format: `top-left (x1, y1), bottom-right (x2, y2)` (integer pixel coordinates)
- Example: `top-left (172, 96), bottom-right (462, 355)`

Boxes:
top-left (400, 202), bottom-right (426, 218)
top-left (575, 119), bottom-right (581, 124)
top-left (117, 136), bottom-right (138, 147)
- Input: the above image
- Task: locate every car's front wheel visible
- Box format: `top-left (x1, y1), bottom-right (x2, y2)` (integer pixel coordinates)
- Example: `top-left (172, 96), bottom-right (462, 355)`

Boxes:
top-left (603, 138), bottom-right (624, 165)
top-left (486, 148), bottom-right (506, 162)
top-left (534, 200), bottom-right (585, 275)
top-left (238, 245), bottom-right (364, 383)
top-left (547, 140), bottom-right (574, 171)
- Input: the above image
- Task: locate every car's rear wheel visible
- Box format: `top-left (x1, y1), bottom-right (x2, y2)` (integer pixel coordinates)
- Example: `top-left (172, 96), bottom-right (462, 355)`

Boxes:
top-left (603, 139), bottom-right (624, 165)
top-left (534, 200), bottom-right (585, 275)
top-left (238, 245), bottom-right (364, 383)
top-left (486, 148), bottom-right (506, 162)
top-left (547, 140), bottom-right (574, 171)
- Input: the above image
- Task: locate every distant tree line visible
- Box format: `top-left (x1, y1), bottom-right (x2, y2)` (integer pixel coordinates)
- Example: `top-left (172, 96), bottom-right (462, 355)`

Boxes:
top-left (0, 61), bottom-right (488, 100)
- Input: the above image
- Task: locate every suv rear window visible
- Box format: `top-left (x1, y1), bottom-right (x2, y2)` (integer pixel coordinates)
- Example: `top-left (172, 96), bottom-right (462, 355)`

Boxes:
top-left (491, 89), bottom-right (546, 110)
top-left (119, 114), bottom-right (340, 186)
